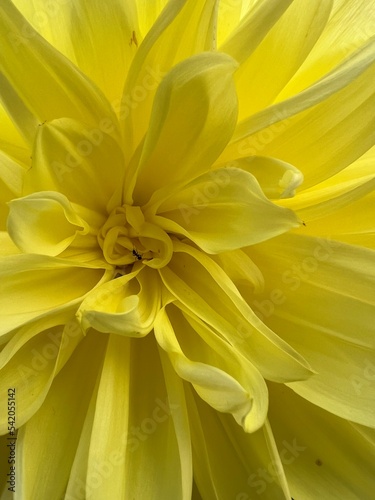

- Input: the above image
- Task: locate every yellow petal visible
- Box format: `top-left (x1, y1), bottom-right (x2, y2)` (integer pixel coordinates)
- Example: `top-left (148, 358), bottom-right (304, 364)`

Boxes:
top-left (69, 0), bottom-right (138, 104)
top-left (150, 167), bottom-right (300, 253)
top-left (65, 385), bottom-right (97, 500)
top-left (280, 147), bottom-right (375, 220)
top-left (0, 232), bottom-right (21, 256)
top-left (0, 148), bottom-right (23, 196)
top-left (15, 332), bottom-right (107, 500)
top-left (0, 254), bottom-right (111, 336)
top-left (136, 0), bottom-right (168, 38)
top-left (158, 346), bottom-right (193, 500)
top-left (0, 72), bottom-right (38, 145)
top-left (84, 333), bottom-right (192, 500)
top-left (299, 190), bottom-right (375, 250)
top-left (216, 0), bottom-right (251, 46)
top-left (84, 334), bottom-right (131, 499)
top-left (0, 318), bottom-right (83, 434)
top-left (279, 0), bottom-right (375, 100)
top-left (0, 97), bottom-right (29, 149)
top-left (268, 383), bottom-right (375, 500)
top-left (12, 0), bottom-right (76, 63)
top-left (0, 0), bottom-right (118, 136)
top-left (7, 191), bottom-right (91, 256)
top-left (220, 0), bottom-right (293, 65)
top-left (128, 52), bottom-right (238, 205)
top-left (227, 156), bottom-right (304, 200)
top-left (226, 36), bottom-right (375, 168)
top-left (23, 118), bottom-right (124, 216)
top-left (77, 267), bottom-right (161, 337)
top-left (249, 233), bottom-right (375, 426)
top-left (98, 334), bottom-right (191, 499)
top-left (213, 248), bottom-right (265, 295)
top-left (233, 0), bottom-right (333, 120)
top-left (227, 37), bottom-right (375, 187)
top-left (0, 147), bottom-right (25, 229)
top-left (155, 304), bottom-right (268, 432)
top-left (122, 336), bottom-right (191, 499)
top-left (186, 387), bottom-right (291, 499)
top-left (121, 0), bottom-right (220, 157)
top-left (160, 241), bottom-right (313, 383)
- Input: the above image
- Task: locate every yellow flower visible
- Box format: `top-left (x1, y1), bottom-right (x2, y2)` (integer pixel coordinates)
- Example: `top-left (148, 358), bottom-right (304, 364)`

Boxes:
top-left (1, 0), bottom-right (375, 498)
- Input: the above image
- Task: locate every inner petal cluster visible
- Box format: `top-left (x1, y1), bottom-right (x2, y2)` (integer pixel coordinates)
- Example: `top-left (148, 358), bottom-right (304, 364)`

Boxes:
top-left (97, 204), bottom-right (173, 269)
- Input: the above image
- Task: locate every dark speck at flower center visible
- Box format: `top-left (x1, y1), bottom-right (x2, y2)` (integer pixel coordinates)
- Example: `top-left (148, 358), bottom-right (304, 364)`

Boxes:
top-left (97, 204), bottom-right (173, 270)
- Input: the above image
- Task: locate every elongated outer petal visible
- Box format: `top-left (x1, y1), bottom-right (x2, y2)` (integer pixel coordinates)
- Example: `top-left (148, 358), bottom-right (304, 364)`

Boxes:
top-left (0, 98), bottom-right (29, 150)
top-left (121, 0), bottom-right (219, 157)
top-left (279, 0), bottom-right (375, 100)
top-left (12, 0), bottom-right (76, 63)
top-left (298, 189), bottom-right (375, 250)
top-left (185, 386), bottom-right (291, 499)
top-left (23, 118), bottom-right (125, 217)
top-left (213, 248), bottom-right (265, 295)
top-left (0, 72), bottom-right (39, 145)
top-left (232, 0), bottom-right (333, 120)
top-left (155, 304), bottom-right (268, 433)
top-left (226, 37), bottom-right (375, 188)
top-left (0, 255), bottom-right (111, 336)
top-left (69, 0), bottom-right (138, 105)
top-left (7, 191), bottom-right (91, 256)
top-left (77, 267), bottom-right (161, 337)
top-left (216, 0), bottom-right (249, 46)
top-left (268, 383), bottom-right (375, 500)
top-left (226, 37), bottom-right (375, 167)
top-left (0, 149), bottom-right (23, 196)
top-left (83, 334), bottom-right (131, 500)
top-left (123, 335), bottom-right (191, 499)
top-left (77, 333), bottom-right (191, 500)
top-left (279, 148), bottom-right (375, 221)
top-left (220, 0), bottom-right (293, 65)
top-left (148, 167), bottom-right (300, 254)
top-left (0, 0), bottom-right (119, 143)
top-left (128, 52), bottom-right (238, 206)
top-left (249, 233), bottom-right (375, 427)
top-left (81, 333), bottom-right (192, 500)
top-left (157, 346), bottom-right (193, 500)
top-left (0, 148), bottom-right (24, 229)
top-left (136, 0), bottom-right (168, 38)
top-left (0, 318), bottom-right (83, 434)
top-left (15, 332), bottom-right (107, 500)
top-left (159, 241), bottom-right (313, 384)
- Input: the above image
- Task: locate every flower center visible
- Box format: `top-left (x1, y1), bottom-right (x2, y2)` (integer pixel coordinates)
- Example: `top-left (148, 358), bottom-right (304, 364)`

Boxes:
top-left (97, 205), bottom-right (173, 270)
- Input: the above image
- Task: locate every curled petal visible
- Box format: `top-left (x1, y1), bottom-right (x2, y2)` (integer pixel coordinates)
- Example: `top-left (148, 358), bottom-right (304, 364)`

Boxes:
top-left (149, 167), bottom-right (300, 254)
top-left (155, 304), bottom-right (269, 433)
top-left (0, 255), bottom-right (111, 336)
top-left (7, 191), bottom-right (91, 256)
top-left (128, 51), bottom-right (238, 205)
top-left (159, 241), bottom-right (314, 383)
top-left (77, 267), bottom-right (161, 337)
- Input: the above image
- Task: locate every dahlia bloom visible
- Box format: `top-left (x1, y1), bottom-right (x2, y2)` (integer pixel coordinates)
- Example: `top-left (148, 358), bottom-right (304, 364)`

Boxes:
top-left (0, 0), bottom-right (375, 498)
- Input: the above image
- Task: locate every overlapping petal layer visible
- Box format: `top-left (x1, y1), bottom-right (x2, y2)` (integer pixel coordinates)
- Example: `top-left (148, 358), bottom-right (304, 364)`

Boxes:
top-left (128, 52), bottom-right (238, 205)
top-left (249, 233), bottom-right (375, 426)
top-left (149, 167), bottom-right (300, 253)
